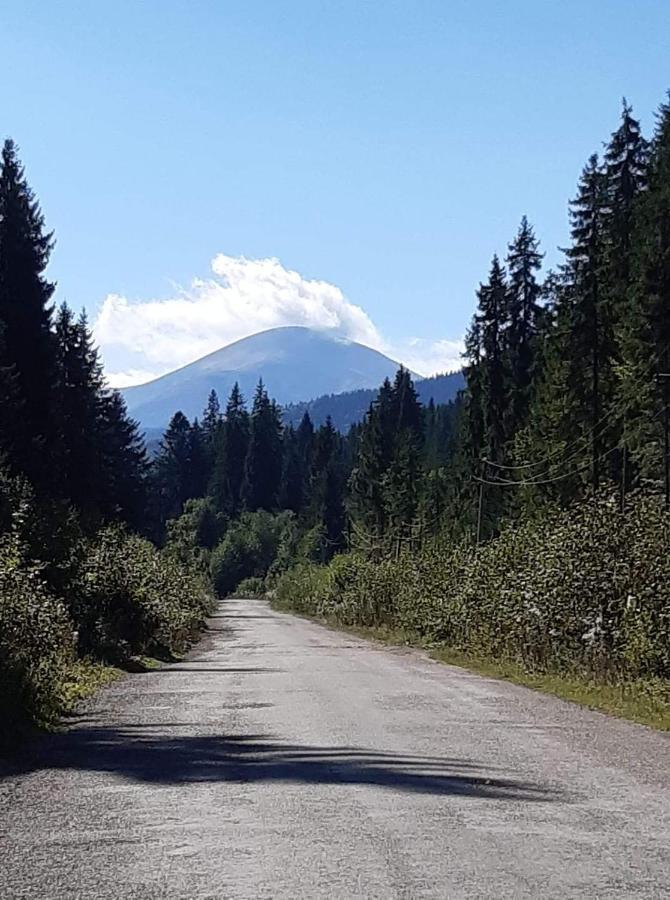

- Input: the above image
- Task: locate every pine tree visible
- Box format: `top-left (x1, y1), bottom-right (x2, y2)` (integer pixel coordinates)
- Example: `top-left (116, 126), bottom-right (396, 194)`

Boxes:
top-left (242, 380), bottom-right (282, 511)
top-left (348, 379), bottom-right (394, 539)
top-left (563, 154), bottom-right (611, 489)
top-left (154, 411), bottom-right (194, 524)
top-left (504, 216), bottom-right (543, 436)
top-left (201, 388), bottom-right (222, 482)
top-left (209, 382), bottom-right (249, 516)
top-left (53, 304), bottom-right (105, 518)
top-left (604, 100), bottom-right (649, 305)
top-left (188, 418), bottom-right (208, 499)
top-left (619, 97), bottom-right (670, 480)
top-left (310, 416), bottom-right (346, 556)
top-left (477, 255), bottom-right (509, 464)
top-left (0, 139), bottom-right (57, 485)
top-left (97, 390), bottom-right (148, 529)
top-left (278, 426), bottom-right (303, 514)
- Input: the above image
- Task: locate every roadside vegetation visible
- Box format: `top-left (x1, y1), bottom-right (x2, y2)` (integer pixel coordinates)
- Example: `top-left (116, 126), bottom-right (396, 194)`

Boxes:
top-left (3, 91), bottom-right (670, 740)
top-left (0, 142), bottom-right (212, 748)
top-left (157, 94), bottom-right (670, 728)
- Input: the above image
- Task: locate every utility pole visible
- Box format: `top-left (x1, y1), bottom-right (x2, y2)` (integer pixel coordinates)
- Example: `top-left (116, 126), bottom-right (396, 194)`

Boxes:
top-left (476, 460), bottom-right (485, 546)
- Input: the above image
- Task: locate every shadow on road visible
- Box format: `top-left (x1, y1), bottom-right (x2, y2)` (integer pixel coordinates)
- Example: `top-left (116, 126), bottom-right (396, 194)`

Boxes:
top-left (9, 729), bottom-right (558, 802)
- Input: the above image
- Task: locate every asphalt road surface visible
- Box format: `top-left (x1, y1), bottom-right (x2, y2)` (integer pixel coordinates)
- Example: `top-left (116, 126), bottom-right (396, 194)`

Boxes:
top-left (2, 597), bottom-right (670, 899)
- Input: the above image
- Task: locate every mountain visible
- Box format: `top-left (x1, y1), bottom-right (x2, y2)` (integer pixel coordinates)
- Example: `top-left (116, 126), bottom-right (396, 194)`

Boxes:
top-left (121, 326), bottom-right (414, 428)
top-left (283, 370), bottom-right (465, 431)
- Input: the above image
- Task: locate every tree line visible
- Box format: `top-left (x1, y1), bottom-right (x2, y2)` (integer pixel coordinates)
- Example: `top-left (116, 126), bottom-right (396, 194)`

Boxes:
top-left (0, 139), bottom-right (147, 533)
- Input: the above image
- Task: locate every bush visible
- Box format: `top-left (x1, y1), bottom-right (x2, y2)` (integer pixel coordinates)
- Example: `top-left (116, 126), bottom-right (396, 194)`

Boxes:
top-left (164, 497), bottom-right (227, 572)
top-left (0, 533), bottom-right (74, 737)
top-left (236, 576), bottom-right (267, 597)
top-left (210, 510), bottom-right (294, 596)
top-left (274, 493), bottom-right (670, 681)
top-left (73, 526), bottom-right (213, 662)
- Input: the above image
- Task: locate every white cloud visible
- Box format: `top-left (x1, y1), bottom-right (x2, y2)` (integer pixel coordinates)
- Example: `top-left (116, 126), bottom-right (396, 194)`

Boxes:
top-left (105, 369), bottom-right (162, 389)
top-left (94, 253), bottom-right (463, 387)
top-left (393, 337), bottom-right (465, 378)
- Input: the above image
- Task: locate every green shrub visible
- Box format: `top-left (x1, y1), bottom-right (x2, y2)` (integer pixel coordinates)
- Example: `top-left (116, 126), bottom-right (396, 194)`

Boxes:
top-left (73, 526), bottom-right (213, 662)
top-left (164, 497), bottom-right (227, 572)
top-left (210, 510), bottom-right (294, 596)
top-left (274, 493), bottom-right (670, 682)
top-left (235, 576), bottom-right (267, 597)
top-left (0, 533), bottom-right (74, 737)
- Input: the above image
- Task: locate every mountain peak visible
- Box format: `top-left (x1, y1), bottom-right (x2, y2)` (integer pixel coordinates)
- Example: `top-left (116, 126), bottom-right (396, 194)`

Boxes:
top-left (121, 327), bottom-right (408, 427)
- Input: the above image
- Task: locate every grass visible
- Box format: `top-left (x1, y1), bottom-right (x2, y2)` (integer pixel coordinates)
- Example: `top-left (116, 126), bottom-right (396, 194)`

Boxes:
top-left (274, 605), bottom-right (670, 731)
top-left (59, 658), bottom-right (123, 712)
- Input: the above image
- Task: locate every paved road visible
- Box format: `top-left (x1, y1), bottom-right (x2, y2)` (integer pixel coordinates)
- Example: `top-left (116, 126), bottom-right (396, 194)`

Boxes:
top-left (2, 597), bottom-right (670, 899)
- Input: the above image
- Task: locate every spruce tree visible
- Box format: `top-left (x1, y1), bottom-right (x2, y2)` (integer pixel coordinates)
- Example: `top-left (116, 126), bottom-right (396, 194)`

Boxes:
top-left (209, 382), bottom-right (249, 516)
top-left (564, 153), bottom-right (610, 489)
top-left (310, 416), bottom-right (346, 556)
top-left (348, 380), bottom-right (394, 540)
top-left (53, 305), bottom-right (105, 518)
top-left (504, 217), bottom-right (543, 436)
top-left (477, 255), bottom-right (509, 464)
top-left (619, 97), bottom-right (670, 481)
top-left (242, 380), bottom-right (282, 511)
top-left (201, 388), bottom-right (222, 482)
top-left (154, 411), bottom-right (194, 523)
top-left (0, 139), bottom-right (57, 485)
top-left (188, 418), bottom-right (208, 499)
top-left (97, 390), bottom-right (148, 529)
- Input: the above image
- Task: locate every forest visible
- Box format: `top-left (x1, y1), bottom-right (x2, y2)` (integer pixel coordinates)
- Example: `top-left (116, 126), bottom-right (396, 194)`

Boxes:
top-left (2, 92), bottom-right (670, 742)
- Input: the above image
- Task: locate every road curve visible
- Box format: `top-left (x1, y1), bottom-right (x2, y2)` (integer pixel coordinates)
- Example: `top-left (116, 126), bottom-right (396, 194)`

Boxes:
top-left (2, 597), bottom-right (669, 899)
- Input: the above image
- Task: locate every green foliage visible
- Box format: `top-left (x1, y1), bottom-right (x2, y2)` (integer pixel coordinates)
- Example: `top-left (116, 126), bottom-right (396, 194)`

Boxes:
top-left (275, 493), bottom-right (670, 682)
top-left (0, 533), bottom-right (74, 737)
top-left (72, 526), bottom-right (213, 662)
top-left (235, 576), bottom-right (267, 597)
top-left (210, 510), bottom-right (294, 596)
top-left (164, 497), bottom-right (227, 571)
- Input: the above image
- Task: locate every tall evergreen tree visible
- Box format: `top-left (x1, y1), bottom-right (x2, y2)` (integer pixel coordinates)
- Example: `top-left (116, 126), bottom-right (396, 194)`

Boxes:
top-left (348, 379), bottom-right (394, 539)
top-left (97, 390), bottom-right (148, 529)
top-left (53, 305), bottom-right (105, 517)
top-left (504, 217), bottom-right (543, 436)
top-left (242, 380), bottom-right (282, 511)
top-left (477, 255), bottom-right (509, 464)
top-left (0, 139), bottom-right (56, 485)
top-left (154, 411), bottom-right (194, 524)
top-left (201, 388), bottom-right (222, 481)
top-left (619, 97), bottom-right (670, 480)
top-left (209, 382), bottom-right (249, 516)
top-left (563, 153), bottom-right (610, 489)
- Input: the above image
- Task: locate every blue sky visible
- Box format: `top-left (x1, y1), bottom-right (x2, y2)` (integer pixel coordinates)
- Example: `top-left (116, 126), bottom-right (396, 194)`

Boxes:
top-left (1, 1), bottom-right (668, 384)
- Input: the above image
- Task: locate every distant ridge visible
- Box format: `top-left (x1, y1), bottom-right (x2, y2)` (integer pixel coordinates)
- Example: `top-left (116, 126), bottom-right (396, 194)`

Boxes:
top-left (282, 370), bottom-right (465, 431)
top-left (122, 326), bottom-right (413, 428)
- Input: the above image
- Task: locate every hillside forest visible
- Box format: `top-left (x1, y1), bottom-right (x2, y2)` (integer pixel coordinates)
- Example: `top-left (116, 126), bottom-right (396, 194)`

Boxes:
top-left (2, 93), bottom-right (670, 741)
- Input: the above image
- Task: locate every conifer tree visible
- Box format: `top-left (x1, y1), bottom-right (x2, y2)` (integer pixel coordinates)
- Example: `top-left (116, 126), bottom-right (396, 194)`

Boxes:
top-left (97, 390), bottom-right (148, 529)
top-left (53, 304), bottom-right (105, 517)
top-left (0, 139), bottom-right (57, 485)
top-left (188, 419), bottom-right (208, 499)
top-left (154, 411), bottom-right (194, 523)
top-left (242, 380), bottom-right (282, 511)
top-left (477, 255), bottom-right (509, 464)
top-left (310, 416), bottom-right (346, 555)
top-left (201, 389), bottom-right (222, 481)
top-left (563, 153), bottom-right (610, 489)
top-left (348, 379), bottom-right (394, 539)
top-left (619, 97), bottom-right (670, 480)
top-left (210, 382), bottom-right (249, 516)
top-left (278, 426), bottom-right (304, 514)
top-left (504, 217), bottom-right (543, 436)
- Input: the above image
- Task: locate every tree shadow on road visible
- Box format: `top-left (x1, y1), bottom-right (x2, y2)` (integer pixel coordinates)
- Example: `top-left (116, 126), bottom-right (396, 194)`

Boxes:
top-left (9, 728), bottom-right (559, 802)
